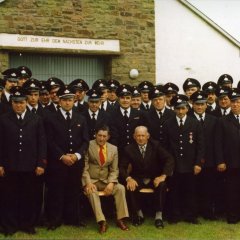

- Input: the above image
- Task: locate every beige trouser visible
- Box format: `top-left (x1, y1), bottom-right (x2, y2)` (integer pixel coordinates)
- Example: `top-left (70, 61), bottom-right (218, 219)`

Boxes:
top-left (87, 181), bottom-right (129, 223)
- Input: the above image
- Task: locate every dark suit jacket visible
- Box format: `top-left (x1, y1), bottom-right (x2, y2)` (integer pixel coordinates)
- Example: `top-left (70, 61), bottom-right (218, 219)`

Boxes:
top-left (215, 112), bottom-right (240, 168)
top-left (0, 110), bottom-right (47, 171)
top-left (120, 139), bottom-right (174, 181)
top-left (109, 107), bottom-right (149, 151)
top-left (189, 113), bottom-right (217, 168)
top-left (27, 104), bottom-right (46, 118)
top-left (140, 102), bottom-right (154, 112)
top-left (147, 108), bottom-right (175, 145)
top-left (82, 110), bottom-right (110, 140)
top-left (163, 116), bottom-right (205, 173)
top-left (75, 101), bottom-right (88, 113)
top-left (211, 107), bottom-right (230, 118)
top-left (45, 110), bottom-right (89, 170)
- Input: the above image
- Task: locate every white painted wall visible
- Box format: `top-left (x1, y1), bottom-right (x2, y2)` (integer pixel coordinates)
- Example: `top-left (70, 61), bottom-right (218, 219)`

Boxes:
top-left (155, 0), bottom-right (240, 93)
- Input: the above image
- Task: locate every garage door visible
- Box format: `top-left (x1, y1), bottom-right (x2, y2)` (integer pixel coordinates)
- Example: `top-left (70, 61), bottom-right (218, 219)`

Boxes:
top-left (10, 52), bottom-right (105, 87)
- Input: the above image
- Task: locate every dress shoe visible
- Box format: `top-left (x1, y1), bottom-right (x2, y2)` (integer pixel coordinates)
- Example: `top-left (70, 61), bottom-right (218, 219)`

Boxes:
top-left (132, 216), bottom-right (144, 226)
top-left (185, 218), bottom-right (200, 224)
top-left (47, 223), bottom-right (61, 231)
top-left (24, 227), bottom-right (36, 234)
top-left (155, 219), bottom-right (164, 228)
top-left (116, 219), bottom-right (129, 231)
top-left (98, 221), bottom-right (108, 234)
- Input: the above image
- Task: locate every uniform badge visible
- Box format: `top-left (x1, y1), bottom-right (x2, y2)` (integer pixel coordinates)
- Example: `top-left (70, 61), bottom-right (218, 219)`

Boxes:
top-left (77, 124), bottom-right (81, 127)
top-left (189, 132), bottom-right (193, 144)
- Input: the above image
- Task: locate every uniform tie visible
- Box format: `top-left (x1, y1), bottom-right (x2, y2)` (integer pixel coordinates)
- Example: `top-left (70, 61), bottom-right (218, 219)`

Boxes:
top-left (199, 114), bottom-right (204, 125)
top-left (124, 110), bottom-right (129, 122)
top-left (179, 119), bottom-right (183, 128)
top-left (236, 115), bottom-right (240, 124)
top-left (32, 108), bottom-right (37, 114)
top-left (66, 111), bottom-right (71, 126)
top-left (223, 109), bottom-right (227, 116)
top-left (99, 146), bottom-right (105, 166)
top-left (158, 111), bottom-right (163, 119)
top-left (146, 104), bottom-right (149, 110)
top-left (92, 112), bottom-right (96, 120)
top-left (18, 114), bottom-right (23, 123)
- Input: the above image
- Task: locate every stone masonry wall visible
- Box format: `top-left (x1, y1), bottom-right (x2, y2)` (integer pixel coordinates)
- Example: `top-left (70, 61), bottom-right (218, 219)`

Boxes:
top-left (0, 0), bottom-right (155, 84)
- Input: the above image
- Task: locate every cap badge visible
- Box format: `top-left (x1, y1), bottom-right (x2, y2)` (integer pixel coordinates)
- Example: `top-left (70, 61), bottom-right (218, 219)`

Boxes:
top-left (123, 88), bottom-right (127, 93)
top-left (134, 90), bottom-right (138, 94)
top-left (224, 77), bottom-right (228, 81)
top-left (220, 89), bottom-right (224, 93)
top-left (168, 87), bottom-right (173, 90)
top-left (155, 89), bottom-right (159, 94)
top-left (110, 83), bottom-right (115, 87)
top-left (92, 93), bottom-right (97, 97)
top-left (188, 81), bottom-right (192, 85)
top-left (30, 83), bottom-right (36, 87)
top-left (21, 70), bottom-right (26, 74)
top-left (233, 92), bottom-right (237, 96)
top-left (15, 91), bottom-right (21, 96)
top-left (64, 89), bottom-right (70, 94)
top-left (209, 86), bottom-right (213, 89)
top-left (143, 85), bottom-right (148, 89)
top-left (99, 83), bottom-right (104, 87)
top-left (50, 81), bottom-right (55, 85)
top-left (197, 95), bottom-right (202, 99)
top-left (11, 73), bottom-right (16, 77)
top-left (177, 99), bottom-right (182, 103)
top-left (77, 83), bottom-right (82, 86)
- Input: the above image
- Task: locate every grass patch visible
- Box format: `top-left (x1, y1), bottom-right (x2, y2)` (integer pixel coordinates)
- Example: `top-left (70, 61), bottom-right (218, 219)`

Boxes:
top-left (1, 218), bottom-right (240, 240)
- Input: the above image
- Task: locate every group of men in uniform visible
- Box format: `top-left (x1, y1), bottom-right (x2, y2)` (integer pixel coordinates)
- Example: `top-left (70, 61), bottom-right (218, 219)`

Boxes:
top-left (0, 66), bottom-right (239, 236)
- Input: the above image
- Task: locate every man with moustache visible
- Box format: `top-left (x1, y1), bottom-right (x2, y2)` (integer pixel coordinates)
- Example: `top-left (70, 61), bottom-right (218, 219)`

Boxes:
top-left (130, 86), bottom-right (142, 110)
top-left (138, 81), bottom-right (154, 112)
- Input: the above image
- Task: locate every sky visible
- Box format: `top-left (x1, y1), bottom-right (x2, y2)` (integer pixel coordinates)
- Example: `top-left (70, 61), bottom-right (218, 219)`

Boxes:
top-left (187, 0), bottom-right (240, 43)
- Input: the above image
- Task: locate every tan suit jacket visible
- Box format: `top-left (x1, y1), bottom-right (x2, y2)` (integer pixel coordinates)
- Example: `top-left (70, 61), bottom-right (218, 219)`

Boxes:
top-left (82, 140), bottom-right (119, 186)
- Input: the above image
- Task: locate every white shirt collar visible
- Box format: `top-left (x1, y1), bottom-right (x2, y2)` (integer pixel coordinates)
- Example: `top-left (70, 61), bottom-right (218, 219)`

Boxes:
top-left (60, 108), bottom-right (73, 119)
top-left (120, 107), bottom-right (131, 117)
top-left (4, 90), bottom-right (10, 101)
top-left (16, 109), bottom-right (27, 119)
top-left (27, 104), bottom-right (38, 111)
top-left (88, 109), bottom-right (99, 118)
top-left (176, 115), bottom-right (187, 125)
top-left (194, 112), bottom-right (205, 120)
top-left (143, 101), bottom-right (151, 107)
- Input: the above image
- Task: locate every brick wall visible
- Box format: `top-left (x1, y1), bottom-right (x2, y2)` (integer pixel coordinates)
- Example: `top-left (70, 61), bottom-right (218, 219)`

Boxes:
top-left (0, 0), bottom-right (155, 84)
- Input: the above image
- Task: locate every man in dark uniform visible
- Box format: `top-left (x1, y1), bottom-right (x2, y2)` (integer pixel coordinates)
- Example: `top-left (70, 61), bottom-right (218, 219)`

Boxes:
top-left (92, 79), bottom-right (112, 112)
top-left (45, 77), bottom-right (65, 113)
top-left (82, 88), bottom-right (110, 140)
top-left (39, 81), bottom-right (51, 108)
top-left (109, 84), bottom-right (149, 157)
top-left (183, 78), bottom-right (201, 100)
top-left (1, 68), bottom-right (20, 107)
top-left (217, 74), bottom-right (233, 89)
top-left (138, 81), bottom-right (154, 112)
top-left (189, 91), bottom-right (218, 220)
top-left (130, 86), bottom-right (142, 110)
top-left (45, 85), bottom-right (89, 230)
top-left (215, 88), bottom-right (240, 224)
top-left (69, 79), bottom-right (89, 113)
top-left (17, 66), bottom-right (32, 87)
top-left (202, 81), bottom-right (219, 114)
top-left (120, 126), bottom-right (174, 228)
top-left (107, 79), bottom-right (120, 109)
top-left (212, 86), bottom-right (231, 117)
top-left (0, 86), bottom-right (47, 236)
top-left (147, 85), bottom-right (175, 146)
top-left (163, 82), bottom-right (179, 110)
top-left (163, 94), bottom-right (204, 224)
top-left (23, 78), bottom-right (45, 117)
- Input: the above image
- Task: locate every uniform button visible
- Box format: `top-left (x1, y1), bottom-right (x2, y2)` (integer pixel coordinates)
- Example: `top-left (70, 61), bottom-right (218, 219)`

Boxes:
top-left (180, 141), bottom-right (182, 143)
top-left (160, 125), bottom-right (163, 128)
top-left (70, 142), bottom-right (73, 145)
top-left (180, 134), bottom-right (183, 137)
top-left (127, 130), bottom-right (129, 132)
top-left (19, 149), bottom-right (22, 152)
top-left (127, 136), bottom-right (129, 139)
top-left (70, 149), bottom-right (72, 151)
top-left (70, 135), bottom-right (72, 138)
top-left (180, 147), bottom-right (183, 149)
top-left (180, 154), bottom-right (183, 156)
top-left (127, 142), bottom-right (129, 144)
top-left (19, 142), bottom-right (22, 145)
top-left (69, 129), bottom-right (71, 132)
top-left (160, 131), bottom-right (162, 134)
top-left (127, 124), bottom-right (129, 126)
top-left (20, 129), bottom-right (22, 131)
top-left (20, 135), bottom-right (22, 138)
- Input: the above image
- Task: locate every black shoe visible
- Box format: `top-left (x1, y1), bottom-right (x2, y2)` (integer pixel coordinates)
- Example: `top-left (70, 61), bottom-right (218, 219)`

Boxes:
top-left (47, 223), bottom-right (61, 231)
top-left (132, 216), bottom-right (144, 226)
top-left (24, 227), bottom-right (36, 234)
top-left (155, 219), bottom-right (164, 228)
top-left (185, 218), bottom-right (200, 224)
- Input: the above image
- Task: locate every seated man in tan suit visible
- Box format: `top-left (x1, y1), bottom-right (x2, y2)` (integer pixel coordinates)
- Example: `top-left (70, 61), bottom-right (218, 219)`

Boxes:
top-left (82, 125), bottom-right (129, 234)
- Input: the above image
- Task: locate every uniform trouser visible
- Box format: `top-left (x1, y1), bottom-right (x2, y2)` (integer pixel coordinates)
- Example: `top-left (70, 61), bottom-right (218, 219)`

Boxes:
top-left (225, 168), bottom-right (240, 221)
top-left (168, 172), bottom-right (197, 220)
top-left (46, 165), bottom-right (82, 226)
top-left (127, 180), bottom-right (167, 216)
top-left (87, 181), bottom-right (129, 223)
top-left (1, 171), bottom-right (38, 233)
top-left (196, 168), bottom-right (216, 217)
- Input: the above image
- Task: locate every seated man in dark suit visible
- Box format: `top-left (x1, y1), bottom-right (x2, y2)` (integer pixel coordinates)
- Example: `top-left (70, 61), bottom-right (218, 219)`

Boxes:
top-left (120, 126), bottom-right (174, 228)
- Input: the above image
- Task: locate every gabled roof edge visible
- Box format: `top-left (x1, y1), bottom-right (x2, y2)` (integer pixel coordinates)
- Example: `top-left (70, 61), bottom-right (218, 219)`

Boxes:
top-left (179, 0), bottom-right (240, 48)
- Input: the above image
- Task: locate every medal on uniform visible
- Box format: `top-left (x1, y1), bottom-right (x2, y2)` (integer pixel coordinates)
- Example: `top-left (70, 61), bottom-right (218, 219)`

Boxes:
top-left (189, 132), bottom-right (193, 144)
